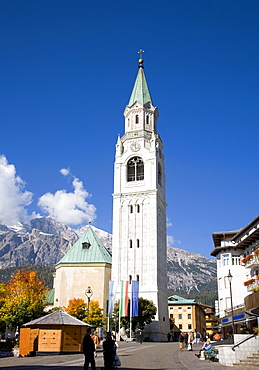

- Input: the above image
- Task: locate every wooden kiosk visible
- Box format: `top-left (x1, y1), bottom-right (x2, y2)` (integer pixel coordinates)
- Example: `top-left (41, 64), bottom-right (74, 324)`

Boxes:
top-left (20, 310), bottom-right (90, 356)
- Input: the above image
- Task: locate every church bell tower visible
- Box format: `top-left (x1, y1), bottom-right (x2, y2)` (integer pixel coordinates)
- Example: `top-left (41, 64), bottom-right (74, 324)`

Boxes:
top-left (111, 52), bottom-right (169, 340)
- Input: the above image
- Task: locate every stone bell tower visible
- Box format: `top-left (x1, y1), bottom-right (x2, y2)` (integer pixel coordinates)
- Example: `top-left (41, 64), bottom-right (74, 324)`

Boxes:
top-left (111, 52), bottom-right (169, 341)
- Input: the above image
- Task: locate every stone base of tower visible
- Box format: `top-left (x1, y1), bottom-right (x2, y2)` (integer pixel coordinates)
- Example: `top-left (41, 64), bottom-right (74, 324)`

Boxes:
top-left (139, 290), bottom-right (170, 342)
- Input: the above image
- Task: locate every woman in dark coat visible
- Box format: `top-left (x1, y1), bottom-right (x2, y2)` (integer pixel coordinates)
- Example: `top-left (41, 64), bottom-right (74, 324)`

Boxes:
top-left (103, 331), bottom-right (115, 369)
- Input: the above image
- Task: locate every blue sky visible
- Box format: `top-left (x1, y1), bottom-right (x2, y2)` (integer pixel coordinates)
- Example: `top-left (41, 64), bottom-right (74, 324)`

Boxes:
top-left (0, 0), bottom-right (259, 258)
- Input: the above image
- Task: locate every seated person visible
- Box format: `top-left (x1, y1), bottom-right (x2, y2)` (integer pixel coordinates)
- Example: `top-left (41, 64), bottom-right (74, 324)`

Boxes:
top-left (195, 341), bottom-right (212, 358)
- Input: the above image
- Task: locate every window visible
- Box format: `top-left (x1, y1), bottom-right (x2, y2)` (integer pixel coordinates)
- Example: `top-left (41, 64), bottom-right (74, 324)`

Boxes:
top-left (178, 314), bottom-right (182, 319)
top-left (170, 314), bottom-right (174, 320)
top-left (179, 324), bottom-right (182, 330)
top-left (129, 275), bottom-right (132, 284)
top-left (218, 277), bottom-right (222, 290)
top-left (188, 324), bottom-right (192, 330)
top-left (187, 307), bottom-right (191, 310)
top-left (158, 163), bottom-right (162, 186)
top-left (137, 239), bottom-right (140, 248)
top-left (232, 255), bottom-right (240, 265)
top-left (136, 274), bottom-right (139, 281)
top-left (127, 157), bottom-right (144, 182)
top-left (130, 205), bottom-right (133, 213)
top-left (224, 276), bottom-right (230, 289)
top-left (146, 115), bottom-right (149, 124)
top-left (178, 307), bottom-right (182, 310)
top-left (135, 115), bottom-right (139, 124)
top-left (188, 314), bottom-right (191, 319)
top-left (137, 204), bottom-right (140, 213)
top-left (129, 239), bottom-right (132, 248)
top-left (222, 254), bottom-right (230, 266)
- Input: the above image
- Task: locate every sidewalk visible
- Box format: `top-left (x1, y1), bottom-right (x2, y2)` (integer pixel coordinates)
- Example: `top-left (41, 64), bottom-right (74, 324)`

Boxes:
top-left (178, 342), bottom-right (259, 370)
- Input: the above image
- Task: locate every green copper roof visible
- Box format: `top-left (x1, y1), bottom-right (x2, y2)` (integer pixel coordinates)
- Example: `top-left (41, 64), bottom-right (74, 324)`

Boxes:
top-left (168, 295), bottom-right (196, 304)
top-left (56, 226), bottom-right (112, 265)
top-left (128, 67), bottom-right (153, 106)
top-left (47, 288), bottom-right (55, 304)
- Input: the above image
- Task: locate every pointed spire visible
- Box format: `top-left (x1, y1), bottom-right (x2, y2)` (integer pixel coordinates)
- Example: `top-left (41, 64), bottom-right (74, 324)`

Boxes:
top-left (128, 50), bottom-right (153, 106)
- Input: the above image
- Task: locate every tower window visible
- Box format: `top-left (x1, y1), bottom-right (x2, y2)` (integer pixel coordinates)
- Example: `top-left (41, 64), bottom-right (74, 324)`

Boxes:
top-left (136, 274), bottom-right (139, 281)
top-left (137, 239), bottom-right (140, 248)
top-left (135, 115), bottom-right (139, 124)
top-left (146, 115), bottom-right (149, 124)
top-left (129, 239), bottom-right (132, 248)
top-left (137, 204), bottom-right (140, 213)
top-left (130, 205), bottom-right (133, 213)
top-left (129, 275), bottom-right (132, 284)
top-left (158, 163), bottom-right (162, 186)
top-left (127, 157), bottom-right (144, 182)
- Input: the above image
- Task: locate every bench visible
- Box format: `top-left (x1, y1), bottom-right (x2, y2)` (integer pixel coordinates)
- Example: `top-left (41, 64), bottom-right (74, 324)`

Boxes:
top-left (204, 348), bottom-right (218, 362)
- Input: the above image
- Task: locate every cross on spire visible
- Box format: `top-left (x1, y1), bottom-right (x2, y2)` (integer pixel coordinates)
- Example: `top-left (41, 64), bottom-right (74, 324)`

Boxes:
top-left (138, 48), bottom-right (145, 58)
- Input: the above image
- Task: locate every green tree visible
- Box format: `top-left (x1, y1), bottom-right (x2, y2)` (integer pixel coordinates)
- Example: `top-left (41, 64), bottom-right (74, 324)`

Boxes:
top-left (65, 298), bottom-right (87, 321)
top-left (84, 300), bottom-right (103, 327)
top-left (0, 270), bottom-right (48, 329)
top-left (112, 297), bottom-right (157, 332)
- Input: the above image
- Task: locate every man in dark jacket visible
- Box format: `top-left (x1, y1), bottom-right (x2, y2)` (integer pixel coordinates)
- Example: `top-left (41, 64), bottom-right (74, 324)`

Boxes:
top-left (83, 327), bottom-right (96, 370)
top-left (103, 331), bottom-right (115, 369)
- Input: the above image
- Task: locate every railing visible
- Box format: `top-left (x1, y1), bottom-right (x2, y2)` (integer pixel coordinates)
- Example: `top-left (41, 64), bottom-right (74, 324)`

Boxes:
top-left (231, 333), bottom-right (257, 351)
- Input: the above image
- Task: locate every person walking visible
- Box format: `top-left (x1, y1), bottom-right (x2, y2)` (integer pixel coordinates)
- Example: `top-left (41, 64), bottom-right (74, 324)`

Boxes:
top-left (83, 327), bottom-right (96, 370)
top-left (179, 332), bottom-right (184, 351)
top-left (103, 331), bottom-right (115, 369)
top-left (167, 332), bottom-right (171, 342)
top-left (91, 330), bottom-right (100, 357)
top-left (183, 332), bottom-right (188, 348)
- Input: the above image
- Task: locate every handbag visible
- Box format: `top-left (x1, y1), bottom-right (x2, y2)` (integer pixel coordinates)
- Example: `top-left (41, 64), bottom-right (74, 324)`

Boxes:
top-left (113, 353), bottom-right (121, 367)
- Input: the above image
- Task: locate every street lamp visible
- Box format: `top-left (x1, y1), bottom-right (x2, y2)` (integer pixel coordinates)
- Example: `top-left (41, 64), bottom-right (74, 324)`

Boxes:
top-left (227, 270), bottom-right (235, 339)
top-left (85, 286), bottom-right (93, 314)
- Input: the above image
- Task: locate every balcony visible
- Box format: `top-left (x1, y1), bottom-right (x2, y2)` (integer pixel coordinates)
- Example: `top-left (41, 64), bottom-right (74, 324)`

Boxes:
top-left (245, 255), bottom-right (259, 269)
top-left (245, 289), bottom-right (259, 316)
top-left (246, 279), bottom-right (259, 292)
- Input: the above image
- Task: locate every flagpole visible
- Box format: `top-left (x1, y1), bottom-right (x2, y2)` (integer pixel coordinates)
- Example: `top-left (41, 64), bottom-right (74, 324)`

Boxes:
top-left (130, 284), bottom-right (132, 341)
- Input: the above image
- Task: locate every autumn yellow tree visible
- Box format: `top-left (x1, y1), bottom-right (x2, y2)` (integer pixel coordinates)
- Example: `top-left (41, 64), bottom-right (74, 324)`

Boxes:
top-left (0, 270), bottom-right (48, 329)
top-left (84, 300), bottom-right (103, 327)
top-left (65, 298), bottom-right (87, 321)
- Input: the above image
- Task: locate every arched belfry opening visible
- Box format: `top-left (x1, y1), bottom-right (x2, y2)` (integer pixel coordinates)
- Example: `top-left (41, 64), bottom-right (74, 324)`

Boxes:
top-left (127, 156), bottom-right (144, 182)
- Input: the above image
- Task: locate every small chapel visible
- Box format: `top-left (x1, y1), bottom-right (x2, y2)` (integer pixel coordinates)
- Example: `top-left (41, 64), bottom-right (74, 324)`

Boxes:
top-left (53, 226), bottom-right (112, 316)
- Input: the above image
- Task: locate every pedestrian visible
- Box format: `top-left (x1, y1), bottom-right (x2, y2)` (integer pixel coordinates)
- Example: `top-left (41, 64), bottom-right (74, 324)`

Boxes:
top-left (179, 332), bottom-right (184, 351)
top-left (103, 331), bottom-right (115, 369)
top-left (167, 332), bottom-right (171, 342)
top-left (91, 330), bottom-right (100, 357)
top-left (195, 331), bottom-right (201, 344)
top-left (183, 332), bottom-right (188, 348)
top-left (139, 331), bottom-right (144, 344)
top-left (83, 327), bottom-right (96, 370)
top-left (187, 332), bottom-right (194, 351)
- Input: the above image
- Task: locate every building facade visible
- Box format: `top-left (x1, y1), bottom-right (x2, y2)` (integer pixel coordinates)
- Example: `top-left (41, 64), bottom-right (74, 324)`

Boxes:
top-left (111, 56), bottom-right (169, 340)
top-left (168, 295), bottom-right (206, 335)
top-left (211, 216), bottom-right (259, 336)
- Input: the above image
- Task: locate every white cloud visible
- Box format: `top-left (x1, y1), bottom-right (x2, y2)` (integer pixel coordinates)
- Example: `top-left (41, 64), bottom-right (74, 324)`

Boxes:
top-left (167, 235), bottom-right (181, 248)
top-left (38, 173), bottom-right (97, 226)
top-left (0, 155), bottom-right (37, 225)
top-left (166, 217), bottom-right (173, 228)
top-left (60, 168), bottom-right (70, 176)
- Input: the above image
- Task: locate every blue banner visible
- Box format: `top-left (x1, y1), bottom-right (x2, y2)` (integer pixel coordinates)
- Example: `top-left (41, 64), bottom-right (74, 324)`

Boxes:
top-left (108, 280), bottom-right (114, 317)
top-left (131, 280), bottom-right (139, 317)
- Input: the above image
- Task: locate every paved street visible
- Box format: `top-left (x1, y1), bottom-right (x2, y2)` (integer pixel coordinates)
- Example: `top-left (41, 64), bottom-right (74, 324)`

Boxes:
top-left (0, 341), bottom-right (258, 370)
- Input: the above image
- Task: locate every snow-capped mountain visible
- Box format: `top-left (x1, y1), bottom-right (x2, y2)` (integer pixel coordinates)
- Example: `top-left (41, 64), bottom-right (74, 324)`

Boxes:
top-left (0, 217), bottom-right (216, 294)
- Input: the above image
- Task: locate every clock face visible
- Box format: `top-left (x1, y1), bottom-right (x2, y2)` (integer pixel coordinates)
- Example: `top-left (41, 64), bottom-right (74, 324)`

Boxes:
top-left (130, 141), bottom-right (141, 152)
